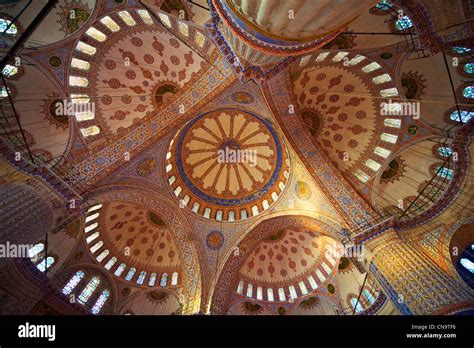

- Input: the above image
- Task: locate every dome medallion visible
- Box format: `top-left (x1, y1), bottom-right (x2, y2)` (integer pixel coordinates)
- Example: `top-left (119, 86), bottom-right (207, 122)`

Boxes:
top-left (166, 109), bottom-right (290, 221)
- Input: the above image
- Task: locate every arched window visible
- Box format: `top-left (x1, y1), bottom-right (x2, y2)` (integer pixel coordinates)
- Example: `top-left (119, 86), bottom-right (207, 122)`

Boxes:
top-left (148, 273), bottom-right (157, 287)
top-left (351, 298), bottom-right (363, 313)
top-left (78, 276), bottom-right (100, 304)
top-left (86, 231), bottom-right (99, 246)
top-left (104, 257), bottom-right (117, 270)
top-left (28, 243), bottom-right (44, 258)
top-left (381, 133), bottom-right (398, 144)
top-left (362, 62), bottom-right (381, 73)
top-left (463, 86), bottom-right (474, 98)
top-left (372, 74), bottom-right (392, 84)
top-left (118, 11), bottom-right (136, 26)
top-left (85, 213), bottom-right (99, 223)
top-left (2, 64), bottom-right (18, 76)
top-left (75, 41), bottom-right (96, 56)
top-left (84, 222), bottom-right (98, 233)
top-left (363, 289), bottom-right (375, 305)
top-left (71, 58), bottom-right (90, 71)
top-left (114, 263), bottom-right (126, 276)
top-left (460, 258), bottom-right (474, 273)
top-left (278, 288), bottom-right (286, 301)
top-left (171, 272), bottom-right (179, 286)
top-left (354, 169), bottom-right (370, 183)
top-left (125, 267), bottom-right (136, 281)
top-left (376, 1), bottom-right (392, 10)
top-left (395, 16), bottom-right (414, 30)
top-left (374, 147), bottom-right (391, 158)
top-left (0, 86), bottom-right (10, 98)
top-left (85, 27), bottom-right (106, 42)
top-left (267, 288), bottom-right (274, 302)
top-left (366, 159), bottom-right (381, 172)
top-left (62, 271), bottom-right (84, 295)
top-left (160, 273), bottom-right (168, 287)
top-left (96, 249), bottom-right (109, 262)
top-left (465, 63), bottom-right (474, 74)
top-left (384, 118), bottom-right (401, 128)
top-left (0, 18), bottom-right (18, 34)
top-left (178, 21), bottom-right (189, 37)
top-left (137, 271), bottom-right (146, 285)
top-left (90, 241), bottom-right (103, 254)
top-left (450, 110), bottom-right (473, 123)
top-left (36, 256), bottom-right (55, 272)
top-left (380, 88), bottom-right (399, 98)
top-left (69, 76), bottom-right (89, 87)
top-left (100, 16), bottom-right (120, 32)
top-left (452, 47), bottom-right (471, 54)
top-left (435, 166), bottom-right (454, 180)
top-left (137, 10), bottom-right (153, 25)
top-left (195, 31), bottom-right (206, 48)
top-left (437, 147), bottom-right (452, 157)
top-left (80, 126), bottom-right (100, 137)
top-left (158, 13), bottom-right (171, 28)
top-left (91, 290), bottom-right (110, 315)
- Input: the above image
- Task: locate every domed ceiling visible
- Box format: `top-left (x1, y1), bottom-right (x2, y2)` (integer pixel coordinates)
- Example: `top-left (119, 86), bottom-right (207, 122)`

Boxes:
top-left (238, 228), bottom-right (338, 297)
top-left (86, 201), bottom-right (182, 287)
top-left (166, 108), bottom-right (290, 221)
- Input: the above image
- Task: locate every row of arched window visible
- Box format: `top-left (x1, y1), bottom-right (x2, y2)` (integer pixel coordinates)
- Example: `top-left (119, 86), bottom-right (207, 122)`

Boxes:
top-left (28, 243), bottom-right (56, 272)
top-left (62, 271), bottom-right (110, 315)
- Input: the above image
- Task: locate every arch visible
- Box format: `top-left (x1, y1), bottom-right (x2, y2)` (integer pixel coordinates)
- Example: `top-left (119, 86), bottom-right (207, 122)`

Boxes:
top-left (210, 214), bottom-right (341, 315)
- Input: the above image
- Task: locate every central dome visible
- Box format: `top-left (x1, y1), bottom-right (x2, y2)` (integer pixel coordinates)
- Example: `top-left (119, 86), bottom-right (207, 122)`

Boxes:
top-left (166, 109), bottom-right (290, 221)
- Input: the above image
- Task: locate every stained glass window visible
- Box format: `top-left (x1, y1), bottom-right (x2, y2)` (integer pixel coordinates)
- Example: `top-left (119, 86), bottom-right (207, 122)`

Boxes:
top-left (246, 284), bottom-right (253, 297)
top-left (69, 76), bottom-right (89, 87)
top-left (71, 58), bottom-right (90, 71)
top-left (381, 133), bottom-right (398, 143)
top-left (90, 240), bottom-right (103, 254)
top-left (118, 11), bottom-right (136, 26)
top-left (87, 204), bottom-right (102, 212)
top-left (465, 63), bottom-right (474, 74)
top-left (347, 55), bottom-right (366, 66)
top-left (374, 147), bottom-right (391, 158)
top-left (158, 13), bottom-right (172, 28)
top-left (125, 267), bottom-right (136, 281)
top-left (75, 41), bottom-right (96, 56)
top-left (332, 51), bottom-right (349, 62)
top-left (62, 271), bottom-right (84, 295)
top-left (463, 86), bottom-right (474, 98)
top-left (137, 10), bottom-right (153, 25)
top-left (362, 62), bottom-right (382, 73)
top-left (0, 18), bottom-right (18, 34)
top-left (452, 47), bottom-right (471, 54)
top-left (351, 298), bottom-right (363, 313)
top-left (76, 112), bottom-right (95, 122)
top-left (372, 73), bottom-right (392, 84)
top-left (148, 273), bottom-right (157, 286)
top-left (299, 55), bottom-right (311, 67)
top-left (91, 290), bottom-right (110, 314)
top-left (384, 118), bottom-right (401, 128)
top-left (195, 31), bottom-right (206, 48)
top-left (450, 110), bottom-right (473, 123)
top-left (380, 88), bottom-right (399, 97)
top-left (85, 27), bottom-right (107, 42)
top-left (85, 231), bottom-right (100, 244)
top-left (437, 147), bottom-right (452, 157)
top-left (104, 257), bottom-right (117, 270)
top-left (267, 288), bottom-right (274, 302)
top-left (257, 287), bottom-right (263, 300)
top-left (179, 21), bottom-right (189, 37)
top-left (100, 16), bottom-right (120, 32)
top-left (78, 276), bottom-right (100, 304)
top-left (160, 273), bottom-right (168, 287)
top-left (2, 64), bottom-right (18, 76)
top-left (96, 249), bottom-right (109, 262)
top-left (355, 169), bottom-right (370, 183)
top-left (37, 256), bottom-right (55, 272)
top-left (84, 222), bottom-right (98, 233)
top-left (376, 1), bottom-right (392, 10)
top-left (28, 243), bottom-right (44, 258)
top-left (363, 289), bottom-right (375, 304)
top-left (460, 258), bottom-right (474, 273)
top-left (85, 212), bottom-right (99, 223)
top-left (278, 288), bottom-right (286, 301)
top-left (366, 159), bottom-right (382, 171)
top-left (0, 86), bottom-right (9, 98)
top-left (396, 16), bottom-right (414, 30)
top-left (171, 272), bottom-right (179, 286)
top-left (80, 126), bottom-right (100, 137)
top-left (114, 263), bottom-right (126, 276)
top-left (435, 166), bottom-right (453, 180)
top-left (137, 271), bottom-right (146, 285)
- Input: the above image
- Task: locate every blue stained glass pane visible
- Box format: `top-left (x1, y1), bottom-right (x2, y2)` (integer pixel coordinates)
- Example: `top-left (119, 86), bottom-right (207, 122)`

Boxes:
top-left (465, 63), bottom-right (474, 74)
top-left (460, 258), bottom-right (474, 273)
top-left (0, 18), bottom-right (18, 34)
top-left (2, 64), bottom-right (17, 76)
top-left (463, 86), bottom-right (474, 98)
top-left (351, 298), bottom-right (363, 313)
top-left (435, 166), bottom-right (453, 180)
top-left (36, 256), bottom-right (55, 272)
top-left (452, 47), bottom-right (471, 54)
top-left (396, 16), bottom-right (413, 30)
top-left (450, 110), bottom-right (473, 123)
top-left (363, 289), bottom-right (375, 304)
top-left (437, 147), bottom-right (452, 157)
top-left (91, 290), bottom-right (110, 314)
top-left (376, 1), bottom-right (392, 10)
top-left (62, 271), bottom-right (84, 295)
